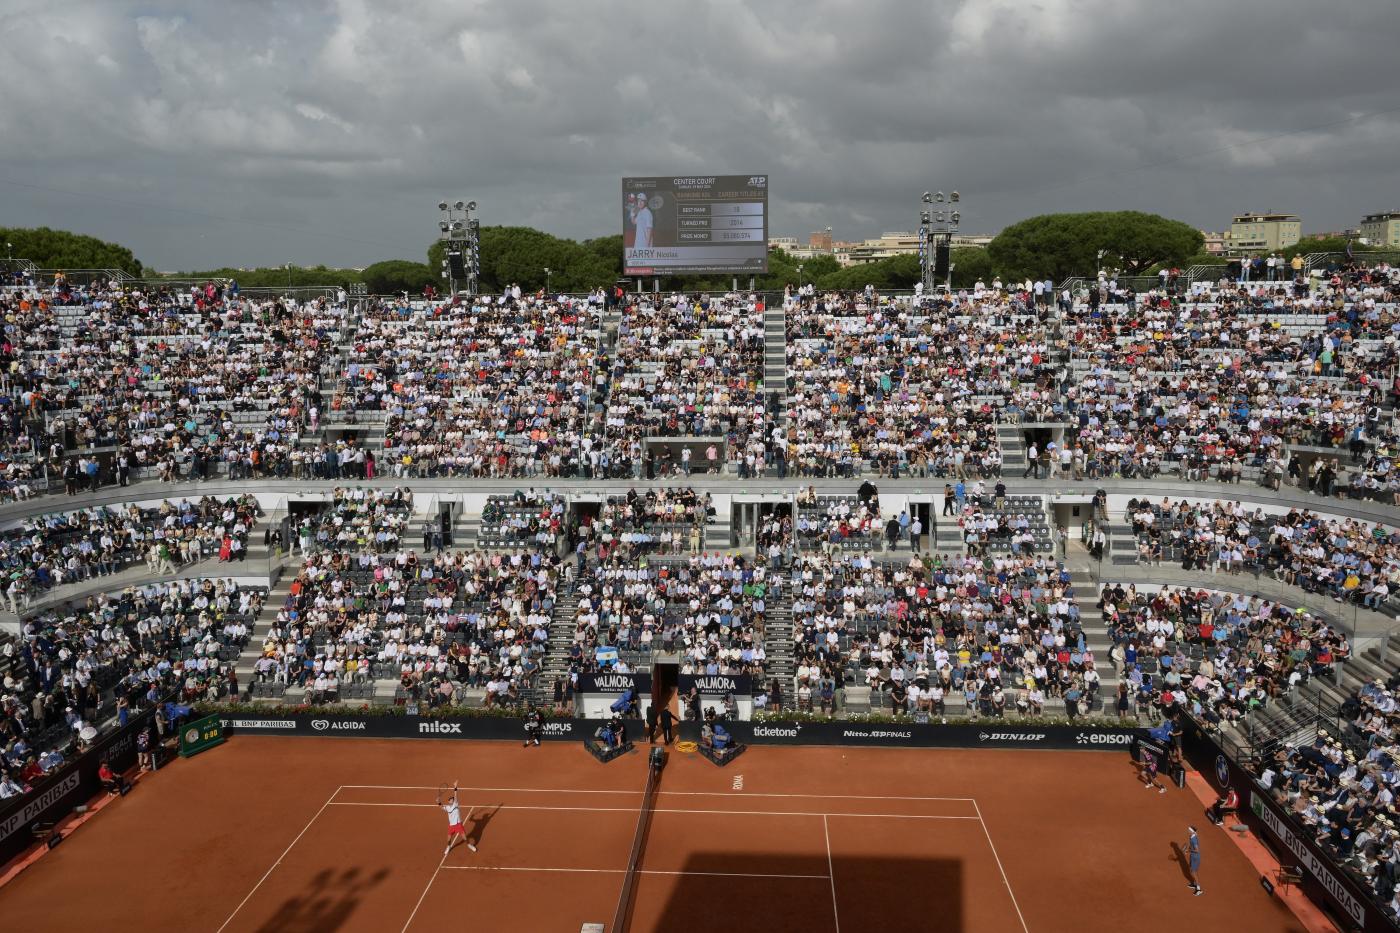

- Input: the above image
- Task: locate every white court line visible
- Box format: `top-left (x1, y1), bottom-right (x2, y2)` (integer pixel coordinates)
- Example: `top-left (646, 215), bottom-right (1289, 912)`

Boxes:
top-left (339, 784), bottom-right (975, 802)
top-left (401, 852), bottom-right (446, 933)
top-left (974, 798), bottom-right (1029, 933)
top-left (822, 815), bottom-right (841, 933)
top-left (326, 802), bottom-right (981, 820)
top-left (440, 865), bottom-right (829, 879)
top-left (215, 786), bottom-right (342, 933)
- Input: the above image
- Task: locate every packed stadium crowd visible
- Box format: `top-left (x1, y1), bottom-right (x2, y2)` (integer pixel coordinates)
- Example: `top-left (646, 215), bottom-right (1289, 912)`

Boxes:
top-left (1, 260), bottom-right (1397, 499)
top-left (1262, 672), bottom-right (1400, 914)
top-left (1097, 583), bottom-right (1348, 725)
top-left (789, 551), bottom-right (1099, 716)
top-left (569, 550), bottom-right (773, 678)
top-left (1124, 496), bottom-right (1400, 609)
top-left (341, 293), bottom-right (603, 479)
top-left (784, 293), bottom-right (1026, 480)
top-left (290, 486), bottom-right (414, 555)
top-left (606, 295), bottom-right (766, 476)
top-left (1062, 273), bottom-right (1400, 490)
top-left (261, 547), bottom-right (559, 708)
top-left (1, 495), bottom-right (259, 610)
top-left (1, 577), bottom-right (263, 797)
top-left (581, 487), bottom-right (713, 556)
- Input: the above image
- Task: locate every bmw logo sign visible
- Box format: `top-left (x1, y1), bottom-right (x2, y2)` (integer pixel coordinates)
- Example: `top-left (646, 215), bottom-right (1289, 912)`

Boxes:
top-left (1214, 754), bottom-right (1230, 788)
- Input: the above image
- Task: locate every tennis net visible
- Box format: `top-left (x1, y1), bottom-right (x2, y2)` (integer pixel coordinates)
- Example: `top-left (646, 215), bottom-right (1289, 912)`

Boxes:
top-left (610, 750), bottom-right (666, 933)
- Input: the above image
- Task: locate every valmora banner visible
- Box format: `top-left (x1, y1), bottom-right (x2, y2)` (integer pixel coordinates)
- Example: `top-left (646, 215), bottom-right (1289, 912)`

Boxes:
top-left (679, 673), bottom-right (752, 696)
top-left (575, 672), bottom-right (652, 694)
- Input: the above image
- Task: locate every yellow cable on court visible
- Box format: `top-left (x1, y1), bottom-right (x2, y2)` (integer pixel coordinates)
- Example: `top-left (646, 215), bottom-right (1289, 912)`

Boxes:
top-left (674, 741), bottom-right (698, 753)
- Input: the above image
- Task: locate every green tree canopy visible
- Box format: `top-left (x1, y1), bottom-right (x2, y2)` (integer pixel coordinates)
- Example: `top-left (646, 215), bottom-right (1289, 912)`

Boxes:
top-left (988, 211), bottom-right (1203, 282)
top-left (428, 226), bottom-right (620, 294)
top-left (949, 247), bottom-right (994, 289)
top-left (1, 226), bottom-right (143, 276)
top-left (359, 260), bottom-right (434, 295)
top-left (1279, 236), bottom-right (1351, 260)
top-left (158, 266), bottom-right (363, 288)
top-left (815, 253), bottom-right (921, 291)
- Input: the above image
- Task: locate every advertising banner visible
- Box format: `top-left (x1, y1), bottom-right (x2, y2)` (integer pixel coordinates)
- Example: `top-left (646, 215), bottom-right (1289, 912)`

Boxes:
top-left (678, 673), bottom-right (752, 697)
top-left (732, 721), bottom-right (1142, 750)
top-left (218, 714), bottom-right (582, 743)
top-left (1178, 716), bottom-right (1397, 933)
top-left (0, 699), bottom-right (160, 863)
top-left (575, 673), bottom-right (652, 695)
top-left (217, 714), bottom-right (1138, 751)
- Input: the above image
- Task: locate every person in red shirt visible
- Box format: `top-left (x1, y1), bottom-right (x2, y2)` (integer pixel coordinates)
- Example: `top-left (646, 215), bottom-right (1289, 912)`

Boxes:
top-left (1208, 788), bottom-right (1239, 826)
top-left (19, 757), bottom-right (43, 784)
top-left (98, 761), bottom-right (128, 796)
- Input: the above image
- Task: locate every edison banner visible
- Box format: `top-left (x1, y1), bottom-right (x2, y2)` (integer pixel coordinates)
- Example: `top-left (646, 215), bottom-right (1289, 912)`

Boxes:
top-left (623, 175), bottom-right (769, 275)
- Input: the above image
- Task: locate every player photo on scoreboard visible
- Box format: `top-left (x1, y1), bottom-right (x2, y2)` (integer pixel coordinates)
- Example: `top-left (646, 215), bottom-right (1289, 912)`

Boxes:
top-left (623, 185), bottom-right (674, 249)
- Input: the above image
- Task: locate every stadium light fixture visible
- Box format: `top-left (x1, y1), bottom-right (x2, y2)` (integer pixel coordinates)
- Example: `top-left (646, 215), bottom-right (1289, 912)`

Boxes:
top-left (951, 211), bottom-right (961, 225)
top-left (950, 191), bottom-right (960, 203)
top-left (438, 221), bottom-right (449, 232)
top-left (466, 201), bottom-right (477, 211)
top-left (934, 191), bottom-right (945, 203)
top-left (454, 200), bottom-right (465, 211)
top-left (921, 192), bottom-right (932, 204)
top-left (438, 201), bottom-right (448, 211)
top-left (921, 212), bottom-right (931, 225)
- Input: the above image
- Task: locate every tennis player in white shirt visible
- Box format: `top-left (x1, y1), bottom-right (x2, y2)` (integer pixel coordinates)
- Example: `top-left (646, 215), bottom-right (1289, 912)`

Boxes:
top-left (439, 781), bottom-right (475, 855)
top-left (630, 192), bottom-right (654, 248)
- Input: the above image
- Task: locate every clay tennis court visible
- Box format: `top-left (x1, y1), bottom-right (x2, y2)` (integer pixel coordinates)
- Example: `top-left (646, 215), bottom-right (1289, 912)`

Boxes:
top-left (0, 736), bottom-right (1308, 932)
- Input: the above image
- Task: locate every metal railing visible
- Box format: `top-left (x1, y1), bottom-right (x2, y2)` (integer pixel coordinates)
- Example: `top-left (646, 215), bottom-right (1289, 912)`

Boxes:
top-left (25, 268), bottom-right (131, 286)
top-left (1186, 264), bottom-right (1230, 284)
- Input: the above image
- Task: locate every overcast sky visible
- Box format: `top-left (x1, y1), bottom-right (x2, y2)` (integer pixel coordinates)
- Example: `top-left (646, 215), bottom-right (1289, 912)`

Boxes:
top-left (2, 0), bottom-right (1396, 271)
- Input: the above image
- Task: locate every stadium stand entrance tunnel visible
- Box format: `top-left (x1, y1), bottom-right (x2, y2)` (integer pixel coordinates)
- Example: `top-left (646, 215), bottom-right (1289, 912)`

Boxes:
top-left (651, 660), bottom-right (678, 719)
top-left (911, 499), bottom-right (932, 548)
top-left (571, 498), bottom-right (603, 533)
top-left (732, 496), bottom-right (791, 548)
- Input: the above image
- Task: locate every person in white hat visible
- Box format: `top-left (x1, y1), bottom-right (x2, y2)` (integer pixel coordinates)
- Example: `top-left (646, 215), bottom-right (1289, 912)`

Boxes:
top-left (629, 192), bottom-right (654, 248)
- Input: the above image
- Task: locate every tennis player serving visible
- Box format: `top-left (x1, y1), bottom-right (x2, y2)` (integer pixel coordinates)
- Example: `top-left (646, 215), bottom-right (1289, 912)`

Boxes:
top-left (438, 782), bottom-right (475, 855)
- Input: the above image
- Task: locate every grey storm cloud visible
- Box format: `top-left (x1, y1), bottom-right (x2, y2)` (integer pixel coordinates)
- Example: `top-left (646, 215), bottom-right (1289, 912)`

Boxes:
top-left (1, 0), bottom-right (1397, 270)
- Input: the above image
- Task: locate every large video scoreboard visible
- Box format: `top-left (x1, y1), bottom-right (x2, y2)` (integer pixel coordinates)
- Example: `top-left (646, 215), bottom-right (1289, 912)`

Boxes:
top-left (622, 175), bottom-right (768, 275)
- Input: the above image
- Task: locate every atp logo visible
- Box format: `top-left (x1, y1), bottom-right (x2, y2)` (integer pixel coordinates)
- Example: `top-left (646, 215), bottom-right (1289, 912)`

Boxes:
top-left (1215, 754), bottom-right (1230, 788)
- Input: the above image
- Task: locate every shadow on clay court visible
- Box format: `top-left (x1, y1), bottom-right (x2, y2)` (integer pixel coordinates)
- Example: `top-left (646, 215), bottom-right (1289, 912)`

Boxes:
top-left (1168, 842), bottom-right (1195, 884)
top-left (465, 804), bottom-right (503, 852)
top-left (643, 853), bottom-right (964, 932)
top-left (255, 865), bottom-right (390, 933)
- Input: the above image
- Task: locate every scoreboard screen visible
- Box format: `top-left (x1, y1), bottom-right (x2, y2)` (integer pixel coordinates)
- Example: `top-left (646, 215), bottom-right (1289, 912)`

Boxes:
top-left (622, 175), bottom-right (768, 275)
